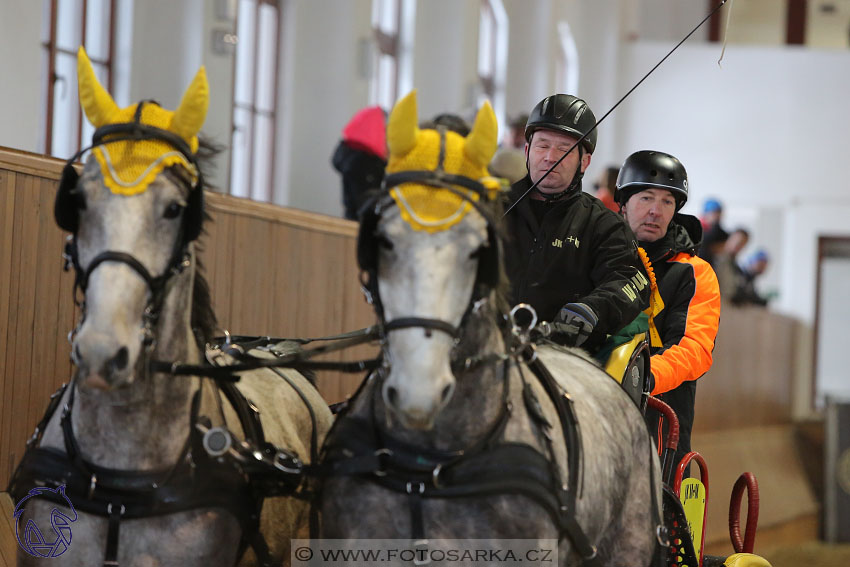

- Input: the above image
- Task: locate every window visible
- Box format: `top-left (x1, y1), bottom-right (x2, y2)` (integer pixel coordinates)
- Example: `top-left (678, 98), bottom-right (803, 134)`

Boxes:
top-left (477, 0), bottom-right (508, 131)
top-left (556, 20), bottom-right (579, 95)
top-left (370, 0), bottom-right (415, 110)
top-left (42, 0), bottom-right (116, 158)
top-left (229, 0), bottom-right (279, 201)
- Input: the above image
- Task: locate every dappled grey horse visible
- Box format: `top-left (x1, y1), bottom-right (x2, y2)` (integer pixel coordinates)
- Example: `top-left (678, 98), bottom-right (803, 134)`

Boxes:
top-left (319, 91), bottom-right (664, 566)
top-left (8, 48), bottom-right (332, 567)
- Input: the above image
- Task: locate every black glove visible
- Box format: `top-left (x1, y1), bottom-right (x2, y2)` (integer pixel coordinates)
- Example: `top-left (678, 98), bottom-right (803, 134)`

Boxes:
top-left (647, 372), bottom-right (656, 395)
top-left (552, 302), bottom-right (598, 347)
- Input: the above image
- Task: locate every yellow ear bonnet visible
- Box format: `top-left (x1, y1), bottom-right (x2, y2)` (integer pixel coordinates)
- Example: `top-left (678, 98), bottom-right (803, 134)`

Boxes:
top-left (76, 46), bottom-right (209, 195)
top-left (386, 90), bottom-right (501, 233)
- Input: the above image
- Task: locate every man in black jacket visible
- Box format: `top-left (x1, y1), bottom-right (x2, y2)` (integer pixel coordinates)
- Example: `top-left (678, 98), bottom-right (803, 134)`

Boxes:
top-left (504, 94), bottom-right (650, 351)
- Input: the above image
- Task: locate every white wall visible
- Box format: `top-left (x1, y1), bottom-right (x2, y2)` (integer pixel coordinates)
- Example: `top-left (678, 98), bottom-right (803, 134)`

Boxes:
top-left (276, 0), bottom-right (373, 215)
top-left (0, 0), bottom-right (45, 152)
top-left (614, 41), bottom-right (850, 324)
top-left (2, 0), bottom-right (849, 327)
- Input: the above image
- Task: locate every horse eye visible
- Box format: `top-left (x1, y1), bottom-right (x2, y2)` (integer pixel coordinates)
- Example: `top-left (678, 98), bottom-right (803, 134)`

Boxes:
top-left (469, 247), bottom-right (483, 259)
top-left (376, 235), bottom-right (394, 251)
top-left (163, 202), bottom-right (184, 219)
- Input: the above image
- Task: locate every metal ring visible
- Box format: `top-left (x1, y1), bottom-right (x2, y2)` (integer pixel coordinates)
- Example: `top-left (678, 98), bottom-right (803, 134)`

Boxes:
top-left (432, 464), bottom-right (443, 489)
top-left (374, 448), bottom-right (393, 477)
top-left (509, 303), bottom-right (538, 334)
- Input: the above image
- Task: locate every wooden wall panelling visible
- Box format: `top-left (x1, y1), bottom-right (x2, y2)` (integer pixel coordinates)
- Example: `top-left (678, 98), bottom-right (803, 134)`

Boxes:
top-left (694, 307), bottom-right (797, 433)
top-left (0, 169), bottom-right (17, 485)
top-left (27, 177), bottom-right (65, 446)
top-left (229, 215), bottom-right (275, 334)
top-left (268, 218), bottom-right (298, 337)
top-left (2, 174), bottom-right (38, 484)
top-left (204, 209), bottom-right (236, 331)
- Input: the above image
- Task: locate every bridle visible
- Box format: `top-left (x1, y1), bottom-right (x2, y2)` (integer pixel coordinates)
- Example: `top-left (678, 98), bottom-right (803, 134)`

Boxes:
top-left (56, 101), bottom-right (204, 359)
top-left (356, 126), bottom-right (502, 347)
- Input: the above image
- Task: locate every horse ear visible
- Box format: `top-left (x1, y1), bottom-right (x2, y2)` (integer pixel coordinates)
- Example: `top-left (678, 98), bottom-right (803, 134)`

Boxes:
top-left (387, 90), bottom-right (419, 159)
top-left (464, 100), bottom-right (498, 169)
top-left (77, 46), bottom-right (119, 128)
top-left (170, 66), bottom-right (209, 150)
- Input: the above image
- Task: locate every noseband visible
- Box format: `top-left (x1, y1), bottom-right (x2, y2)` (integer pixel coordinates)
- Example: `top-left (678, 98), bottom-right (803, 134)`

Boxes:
top-left (58, 103), bottom-right (202, 350)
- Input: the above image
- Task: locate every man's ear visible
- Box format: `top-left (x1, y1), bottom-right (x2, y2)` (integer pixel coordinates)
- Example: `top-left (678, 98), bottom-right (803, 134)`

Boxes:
top-left (581, 153), bottom-right (592, 173)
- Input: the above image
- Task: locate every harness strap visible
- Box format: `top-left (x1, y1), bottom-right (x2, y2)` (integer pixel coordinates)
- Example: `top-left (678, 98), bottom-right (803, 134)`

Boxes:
top-left (104, 502), bottom-right (123, 567)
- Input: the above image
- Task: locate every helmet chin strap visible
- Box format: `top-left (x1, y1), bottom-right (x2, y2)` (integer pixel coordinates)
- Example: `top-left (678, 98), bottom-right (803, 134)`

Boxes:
top-left (530, 145), bottom-right (585, 203)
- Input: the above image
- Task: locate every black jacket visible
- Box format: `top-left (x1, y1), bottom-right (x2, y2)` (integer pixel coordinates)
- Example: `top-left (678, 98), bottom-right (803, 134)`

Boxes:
top-left (642, 213), bottom-right (720, 462)
top-left (332, 141), bottom-right (386, 221)
top-left (503, 176), bottom-right (650, 350)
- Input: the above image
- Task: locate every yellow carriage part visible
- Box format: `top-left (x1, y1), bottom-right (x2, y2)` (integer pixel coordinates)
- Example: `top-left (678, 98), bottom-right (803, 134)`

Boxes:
top-left (604, 332), bottom-right (647, 384)
top-left (723, 553), bottom-right (772, 567)
top-left (680, 477), bottom-right (707, 561)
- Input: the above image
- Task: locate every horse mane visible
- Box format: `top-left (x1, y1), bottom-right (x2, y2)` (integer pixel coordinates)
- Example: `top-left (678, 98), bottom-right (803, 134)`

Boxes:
top-left (186, 136), bottom-right (222, 346)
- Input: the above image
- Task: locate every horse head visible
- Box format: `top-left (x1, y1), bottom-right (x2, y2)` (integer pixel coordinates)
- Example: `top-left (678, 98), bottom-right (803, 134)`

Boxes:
top-left (360, 90), bottom-right (501, 429)
top-left (57, 47), bottom-right (208, 390)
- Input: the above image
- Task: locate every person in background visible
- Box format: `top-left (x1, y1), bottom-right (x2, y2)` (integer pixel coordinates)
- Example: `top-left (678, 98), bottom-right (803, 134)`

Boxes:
top-left (615, 150), bottom-right (721, 470)
top-left (700, 198), bottom-right (723, 232)
top-left (503, 93), bottom-right (650, 352)
top-left (420, 112), bottom-right (470, 136)
top-left (593, 165), bottom-right (621, 213)
top-left (332, 106), bottom-right (387, 220)
top-left (732, 249), bottom-right (770, 306)
top-left (713, 227), bottom-right (750, 302)
top-left (504, 112), bottom-right (528, 149)
top-left (488, 112), bottom-right (529, 185)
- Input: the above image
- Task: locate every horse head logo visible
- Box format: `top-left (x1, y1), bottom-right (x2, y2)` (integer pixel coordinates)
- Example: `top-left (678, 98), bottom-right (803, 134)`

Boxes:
top-left (13, 485), bottom-right (78, 558)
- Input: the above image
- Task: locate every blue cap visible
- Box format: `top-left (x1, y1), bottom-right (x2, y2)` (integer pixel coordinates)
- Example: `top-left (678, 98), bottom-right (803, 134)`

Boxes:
top-left (749, 249), bottom-right (769, 264)
top-left (703, 198), bottom-right (722, 214)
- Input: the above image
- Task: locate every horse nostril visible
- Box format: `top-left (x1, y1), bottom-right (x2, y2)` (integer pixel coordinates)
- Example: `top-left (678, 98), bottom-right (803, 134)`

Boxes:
top-left (110, 346), bottom-right (129, 371)
top-left (73, 344), bottom-right (82, 364)
top-left (385, 385), bottom-right (399, 408)
top-left (440, 383), bottom-right (455, 404)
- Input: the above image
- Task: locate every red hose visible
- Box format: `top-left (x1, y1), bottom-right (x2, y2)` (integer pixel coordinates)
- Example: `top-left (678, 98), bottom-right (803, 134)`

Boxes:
top-left (647, 396), bottom-right (679, 450)
top-left (646, 396), bottom-right (680, 486)
top-left (729, 472), bottom-right (760, 553)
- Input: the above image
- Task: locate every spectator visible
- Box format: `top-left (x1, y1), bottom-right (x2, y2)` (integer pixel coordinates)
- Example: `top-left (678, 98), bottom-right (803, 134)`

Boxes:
top-left (700, 198), bottom-right (723, 232)
top-left (593, 165), bottom-right (621, 213)
top-left (504, 112), bottom-right (529, 149)
top-left (732, 249), bottom-right (770, 306)
top-left (331, 106), bottom-right (387, 220)
top-left (713, 227), bottom-right (750, 302)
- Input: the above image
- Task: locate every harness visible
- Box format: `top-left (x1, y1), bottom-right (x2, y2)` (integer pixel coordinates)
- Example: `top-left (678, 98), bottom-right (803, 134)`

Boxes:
top-left (329, 128), bottom-right (607, 564)
top-left (11, 114), bottom-right (317, 566)
top-left (6, 363), bottom-right (320, 566)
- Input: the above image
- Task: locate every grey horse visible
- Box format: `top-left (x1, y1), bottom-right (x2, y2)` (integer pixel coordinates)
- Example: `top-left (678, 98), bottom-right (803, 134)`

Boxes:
top-left (10, 48), bottom-right (332, 567)
top-left (319, 91), bottom-right (663, 566)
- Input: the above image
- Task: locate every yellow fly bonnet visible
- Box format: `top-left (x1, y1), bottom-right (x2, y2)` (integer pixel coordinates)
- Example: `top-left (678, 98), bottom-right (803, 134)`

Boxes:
top-left (385, 90), bottom-right (501, 233)
top-left (76, 46), bottom-right (208, 195)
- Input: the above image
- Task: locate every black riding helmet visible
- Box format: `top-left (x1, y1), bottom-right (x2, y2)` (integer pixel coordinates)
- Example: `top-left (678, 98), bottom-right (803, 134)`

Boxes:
top-left (615, 150), bottom-right (688, 211)
top-left (524, 94), bottom-right (597, 153)
top-left (523, 94), bottom-right (597, 201)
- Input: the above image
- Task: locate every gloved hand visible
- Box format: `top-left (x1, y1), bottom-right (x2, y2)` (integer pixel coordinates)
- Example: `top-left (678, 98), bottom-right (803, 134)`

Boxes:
top-left (552, 302), bottom-right (598, 347)
top-left (646, 372), bottom-right (656, 396)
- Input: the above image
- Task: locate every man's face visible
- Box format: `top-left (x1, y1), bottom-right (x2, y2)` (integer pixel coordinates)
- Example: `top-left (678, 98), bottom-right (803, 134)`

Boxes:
top-left (525, 130), bottom-right (591, 194)
top-left (622, 188), bottom-right (677, 243)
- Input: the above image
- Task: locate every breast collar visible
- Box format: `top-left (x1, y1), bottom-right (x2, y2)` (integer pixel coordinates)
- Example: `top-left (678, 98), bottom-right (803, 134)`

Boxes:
top-left (318, 345), bottom-right (602, 566)
top-left (6, 378), bottom-right (302, 566)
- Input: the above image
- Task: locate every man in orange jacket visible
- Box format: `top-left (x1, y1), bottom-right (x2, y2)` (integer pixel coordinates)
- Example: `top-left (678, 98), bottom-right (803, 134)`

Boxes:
top-left (615, 150), bottom-right (721, 468)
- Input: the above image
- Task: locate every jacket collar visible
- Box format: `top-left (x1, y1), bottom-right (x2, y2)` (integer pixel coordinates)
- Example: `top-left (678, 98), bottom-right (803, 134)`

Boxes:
top-left (641, 212), bottom-right (702, 263)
